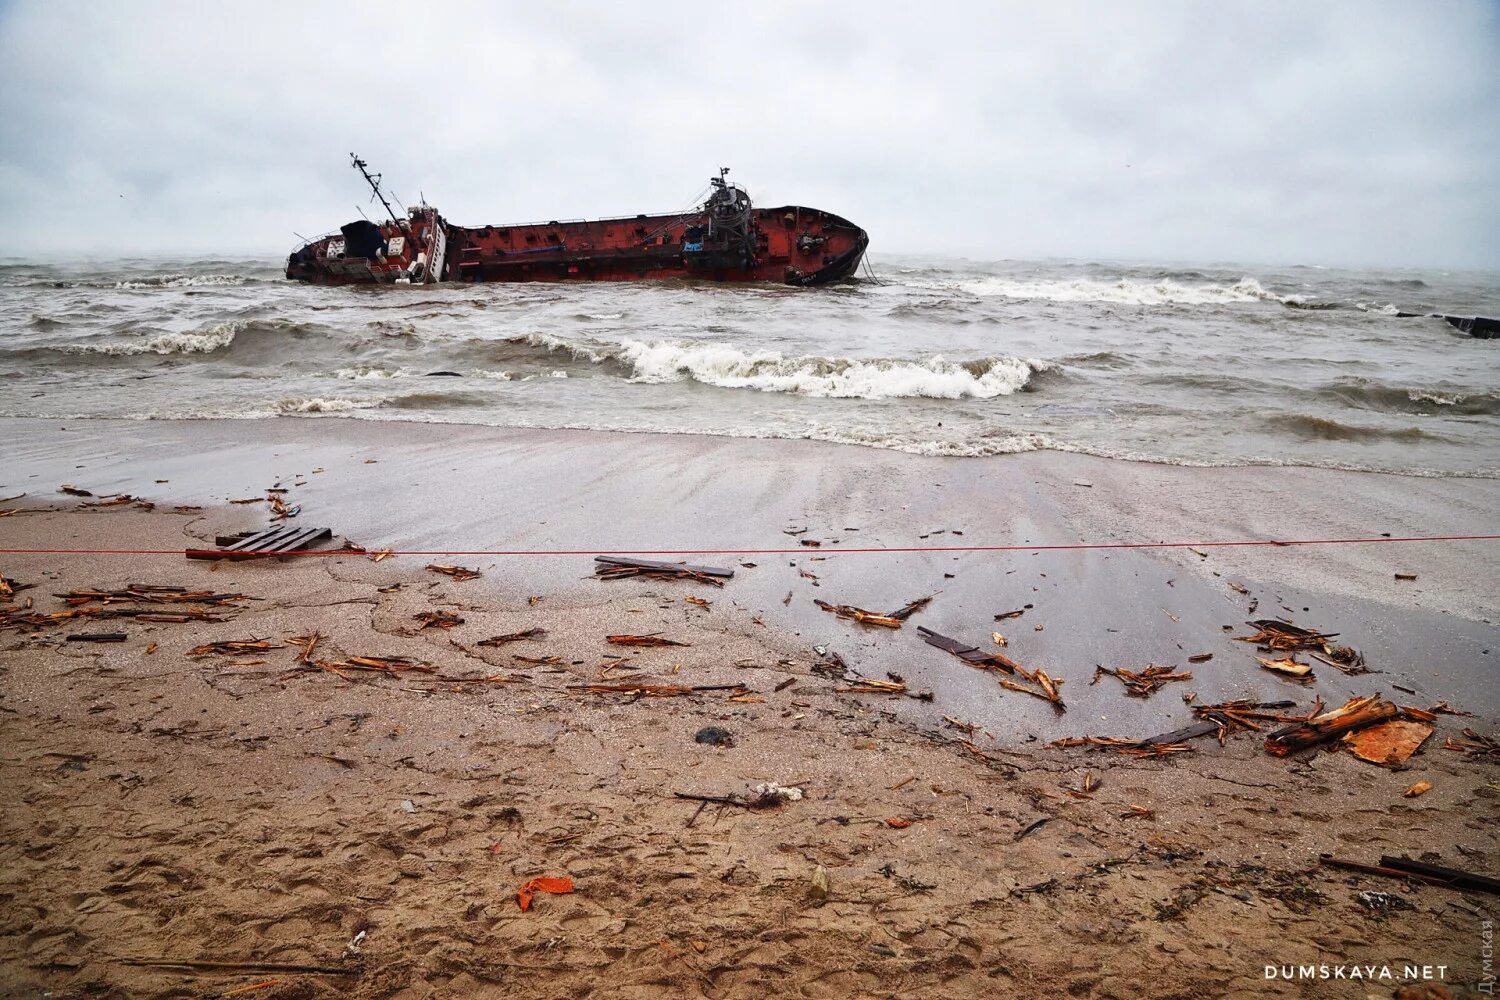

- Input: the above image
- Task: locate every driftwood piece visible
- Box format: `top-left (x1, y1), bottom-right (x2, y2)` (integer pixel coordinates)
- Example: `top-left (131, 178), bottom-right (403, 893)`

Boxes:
top-left (1379, 856), bottom-right (1500, 896)
top-left (815, 595), bottom-right (932, 629)
top-left (605, 634), bottom-right (689, 647)
top-left (1135, 719), bottom-right (1221, 747)
top-left (1320, 855), bottom-right (1500, 897)
top-left (476, 629), bottom-right (546, 647)
top-left (916, 626), bottom-right (1021, 673)
top-left (568, 682), bottom-right (745, 697)
top-left (1263, 695), bottom-right (1398, 756)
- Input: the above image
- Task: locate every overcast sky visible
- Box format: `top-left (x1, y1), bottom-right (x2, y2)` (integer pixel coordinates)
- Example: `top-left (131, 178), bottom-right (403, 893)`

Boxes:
top-left (1, 1), bottom-right (1496, 267)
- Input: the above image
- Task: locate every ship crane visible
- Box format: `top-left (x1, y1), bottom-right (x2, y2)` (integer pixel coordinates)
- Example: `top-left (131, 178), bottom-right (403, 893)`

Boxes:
top-left (349, 153), bottom-right (411, 239)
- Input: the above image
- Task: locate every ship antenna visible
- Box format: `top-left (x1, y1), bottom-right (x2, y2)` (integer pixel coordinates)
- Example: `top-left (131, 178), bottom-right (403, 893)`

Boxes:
top-left (350, 153), bottom-right (410, 235)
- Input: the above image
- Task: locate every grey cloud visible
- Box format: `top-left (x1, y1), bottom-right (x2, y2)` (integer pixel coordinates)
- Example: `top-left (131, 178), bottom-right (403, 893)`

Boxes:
top-left (0, 0), bottom-right (1495, 267)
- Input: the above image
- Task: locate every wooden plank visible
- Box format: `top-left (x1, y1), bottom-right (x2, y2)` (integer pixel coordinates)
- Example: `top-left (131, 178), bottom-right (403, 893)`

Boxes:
top-left (1134, 719), bottom-right (1220, 747)
top-left (915, 626), bottom-right (1020, 673)
top-left (594, 555), bottom-right (734, 578)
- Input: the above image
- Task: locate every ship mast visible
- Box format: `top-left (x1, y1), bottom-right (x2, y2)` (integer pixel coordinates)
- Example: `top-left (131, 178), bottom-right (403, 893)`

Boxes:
top-left (349, 154), bottom-right (410, 237)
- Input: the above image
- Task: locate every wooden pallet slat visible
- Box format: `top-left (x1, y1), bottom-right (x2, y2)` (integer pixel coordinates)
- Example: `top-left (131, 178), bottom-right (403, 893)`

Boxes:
top-left (186, 526), bottom-right (334, 561)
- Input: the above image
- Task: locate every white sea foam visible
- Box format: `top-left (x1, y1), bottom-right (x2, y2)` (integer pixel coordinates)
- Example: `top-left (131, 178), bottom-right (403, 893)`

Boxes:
top-left (66, 320), bottom-right (246, 356)
top-left (334, 366), bottom-right (410, 380)
top-left (906, 274), bottom-right (1298, 307)
top-left (274, 396), bottom-right (383, 414)
top-left (615, 339), bottom-right (1049, 399)
top-left (114, 273), bottom-right (246, 289)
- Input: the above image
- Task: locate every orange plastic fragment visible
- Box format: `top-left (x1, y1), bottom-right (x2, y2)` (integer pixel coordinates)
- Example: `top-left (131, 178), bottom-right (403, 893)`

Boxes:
top-left (516, 876), bottom-right (574, 911)
top-left (885, 817), bottom-right (912, 829)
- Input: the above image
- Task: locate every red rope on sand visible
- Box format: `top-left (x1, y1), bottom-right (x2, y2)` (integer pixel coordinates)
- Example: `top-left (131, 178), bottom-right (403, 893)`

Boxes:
top-left (1, 533), bottom-right (1496, 558)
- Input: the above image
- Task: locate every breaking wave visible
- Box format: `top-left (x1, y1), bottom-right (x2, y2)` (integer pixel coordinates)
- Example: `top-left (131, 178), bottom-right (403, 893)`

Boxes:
top-left (614, 340), bottom-right (1052, 398)
top-left (60, 320), bottom-right (248, 356)
top-left (274, 396), bottom-right (383, 414)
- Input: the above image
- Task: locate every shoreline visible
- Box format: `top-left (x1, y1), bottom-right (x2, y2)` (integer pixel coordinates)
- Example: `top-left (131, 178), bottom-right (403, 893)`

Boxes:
top-left (2, 415), bottom-right (1498, 996)
top-left (9, 412), bottom-right (1499, 481)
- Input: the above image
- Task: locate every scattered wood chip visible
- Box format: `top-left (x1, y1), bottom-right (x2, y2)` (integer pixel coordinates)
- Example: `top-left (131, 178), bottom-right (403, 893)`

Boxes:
top-left (427, 564), bottom-right (480, 581)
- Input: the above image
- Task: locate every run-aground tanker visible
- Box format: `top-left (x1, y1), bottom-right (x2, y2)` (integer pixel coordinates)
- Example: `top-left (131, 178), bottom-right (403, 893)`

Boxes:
top-left (286, 156), bottom-right (868, 288)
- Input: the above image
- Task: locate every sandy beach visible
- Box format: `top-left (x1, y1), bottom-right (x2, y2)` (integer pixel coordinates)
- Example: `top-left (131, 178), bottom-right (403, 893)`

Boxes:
top-left (0, 416), bottom-right (1496, 998)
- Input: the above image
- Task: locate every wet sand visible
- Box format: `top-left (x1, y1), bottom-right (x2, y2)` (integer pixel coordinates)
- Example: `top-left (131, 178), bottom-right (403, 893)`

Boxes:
top-left (2, 417), bottom-right (1498, 998)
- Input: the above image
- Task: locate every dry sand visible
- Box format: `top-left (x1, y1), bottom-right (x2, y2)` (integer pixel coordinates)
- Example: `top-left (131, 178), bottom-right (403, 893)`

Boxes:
top-left (1, 417), bottom-right (1497, 999)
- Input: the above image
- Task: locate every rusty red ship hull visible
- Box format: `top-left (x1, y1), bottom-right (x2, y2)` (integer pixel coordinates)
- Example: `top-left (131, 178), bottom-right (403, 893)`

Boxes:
top-left (286, 163), bottom-right (868, 288)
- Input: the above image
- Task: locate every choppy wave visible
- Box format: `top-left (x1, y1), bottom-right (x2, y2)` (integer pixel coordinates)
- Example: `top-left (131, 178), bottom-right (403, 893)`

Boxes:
top-left (1263, 413), bottom-right (1441, 443)
top-left (2, 254), bottom-right (1497, 478)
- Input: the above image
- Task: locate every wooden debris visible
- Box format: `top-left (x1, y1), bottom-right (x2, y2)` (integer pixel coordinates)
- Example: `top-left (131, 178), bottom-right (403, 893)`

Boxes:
top-left (1236, 618), bottom-right (1365, 674)
top-left (66, 632), bottom-right (126, 642)
top-left (1121, 804), bottom-right (1155, 819)
top-left (606, 634), bottom-right (689, 647)
top-left (1187, 652), bottom-right (1213, 664)
top-left (1320, 855), bottom-right (1500, 897)
top-left (370, 549), bottom-right (393, 563)
top-left (835, 678), bottom-right (910, 695)
top-left (267, 493), bottom-right (299, 520)
top-left (427, 564), bottom-right (480, 581)
top-left (186, 525), bottom-right (333, 560)
top-left (684, 595), bottom-right (711, 608)
top-left (993, 608), bottom-right (1026, 621)
top-left (1092, 664), bottom-right (1192, 698)
top-left (916, 626), bottom-right (1021, 672)
top-left (815, 593), bottom-right (933, 629)
top-left (568, 682), bottom-right (746, 698)
top-left (58, 484), bottom-right (93, 497)
top-left (414, 610), bottom-right (464, 630)
top-left (1442, 728), bottom-right (1500, 762)
top-left (1378, 856), bottom-right (1500, 896)
top-left (57, 587), bottom-right (252, 607)
top-left (1342, 719), bottom-right (1434, 765)
top-left (594, 555), bottom-right (732, 587)
top-left (990, 632), bottom-right (1008, 647)
top-left (917, 626), bottom-right (1061, 705)
top-left (286, 633), bottom-right (321, 663)
top-left (190, 638), bottom-right (282, 656)
top-left (1403, 780), bottom-right (1432, 798)
top-left (1256, 656), bottom-right (1315, 684)
top-left (302, 656), bottom-right (435, 679)
top-left (1263, 695), bottom-right (1398, 757)
top-left (476, 628), bottom-right (546, 647)
top-left (121, 958), bottom-right (353, 976)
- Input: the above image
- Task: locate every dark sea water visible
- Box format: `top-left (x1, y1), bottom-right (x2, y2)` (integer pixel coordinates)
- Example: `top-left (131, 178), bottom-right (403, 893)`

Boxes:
top-left (1, 255), bottom-right (1497, 476)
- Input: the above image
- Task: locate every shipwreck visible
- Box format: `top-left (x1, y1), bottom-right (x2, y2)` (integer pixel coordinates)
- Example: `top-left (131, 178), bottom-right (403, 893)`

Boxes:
top-left (285, 155), bottom-right (868, 288)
